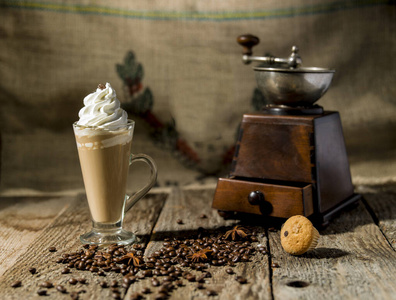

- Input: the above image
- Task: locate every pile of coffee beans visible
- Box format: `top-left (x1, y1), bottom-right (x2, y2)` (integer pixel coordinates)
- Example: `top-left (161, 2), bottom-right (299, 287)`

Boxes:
top-left (13, 225), bottom-right (270, 299)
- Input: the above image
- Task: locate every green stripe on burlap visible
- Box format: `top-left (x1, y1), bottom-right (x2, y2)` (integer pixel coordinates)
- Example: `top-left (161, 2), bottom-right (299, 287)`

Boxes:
top-left (0, 0), bottom-right (392, 21)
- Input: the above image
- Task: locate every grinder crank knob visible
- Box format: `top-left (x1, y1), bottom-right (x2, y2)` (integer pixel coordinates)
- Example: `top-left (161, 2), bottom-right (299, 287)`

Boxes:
top-left (237, 34), bottom-right (260, 56)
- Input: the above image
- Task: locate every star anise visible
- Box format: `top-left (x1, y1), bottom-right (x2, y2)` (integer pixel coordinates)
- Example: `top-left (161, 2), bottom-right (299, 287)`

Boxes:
top-left (223, 225), bottom-right (249, 241)
top-left (187, 248), bottom-right (212, 263)
top-left (119, 252), bottom-right (142, 267)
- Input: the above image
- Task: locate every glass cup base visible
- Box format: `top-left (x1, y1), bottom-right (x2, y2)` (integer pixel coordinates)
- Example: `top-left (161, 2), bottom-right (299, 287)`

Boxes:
top-left (80, 222), bottom-right (137, 246)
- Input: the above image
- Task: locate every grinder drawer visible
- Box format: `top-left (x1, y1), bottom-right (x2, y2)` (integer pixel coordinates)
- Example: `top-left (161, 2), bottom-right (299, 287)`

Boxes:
top-left (212, 178), bottom-right (313, 218)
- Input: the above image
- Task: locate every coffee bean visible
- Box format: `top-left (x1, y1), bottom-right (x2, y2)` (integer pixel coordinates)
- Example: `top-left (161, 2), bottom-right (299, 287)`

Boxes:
top-left (157, 285), bottom-right (168, 294)
top-left (199, 214), bottom-right (207, 219)
top-left (48, 246), bottom-right (57, 252)
top-left (250, 236), bottom-right (258, 242)
top-left (154, 293), bottom-right (168, 300)
top-left (69, 278), bottom-right (78, 285)
top-left (99, 281), bottom-right (108, 288)
top-left (40, 281), bottom-right (53, 288)
top-left (235, 276), bottom-right (247, 284)
top-left (121, 268), bottom-right (128, 275)
top-left (271, 262), bottom-right (280, 268)
top-left (226, 268), bottom-right (234, 274)
top-left (37, 289), bottom-right (47, 296)
top-left (160, 270), bottom-right (169, 276)
top-left (90, 266), bottom-right (99, 272)
top-left (142, 287), bottom-right (151, 294)
top-left (146, 262), bottom-right (155, 269)
top-left (11, 280), bottom-right (21, 288)
top-left (28, 267), bottom-right (36, 275)
top-left (122, 277), bottom-right (132, 286)
top-left (197, 283), bottom-right (205, 289)
top-left (77, 278), bottom-right (87, 284)
top-left (121, 282), bottom-right (130, 289)
top-left (124, 275), bottom-right (137, 284)
top-left (153, 269), bottom-right (161, 276)
top-left (61, 267), bottom-right (70, 274)
top-left (176, 219), bottom-right (183, 224)
top-left (196, 274), bottom-right (206, 283)
top-left (70, 291), bottom-right (79, 300)
top-left (56, 285), bottom-right (67, 293)
top-left (206, 289), bottom-right (217, 296)
top-left (130, 292), bottom-right (143, 300)
top-left (142, 269), bottom-right (153, 277)
top-left (110, 280), bottom-right (118, 287)
top-left (152, 278), bottom-right (160, 287)
top-left (196, 264), bottom-right (204, 271)
top-left (112, 292), bottom-right (121, 299)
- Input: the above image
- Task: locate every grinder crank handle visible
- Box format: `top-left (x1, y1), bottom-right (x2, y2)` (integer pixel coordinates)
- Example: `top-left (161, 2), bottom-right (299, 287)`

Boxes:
top-left (237, 34), bottom-right (272, 65)
top-left (237, 34), bottom-right (302, 68)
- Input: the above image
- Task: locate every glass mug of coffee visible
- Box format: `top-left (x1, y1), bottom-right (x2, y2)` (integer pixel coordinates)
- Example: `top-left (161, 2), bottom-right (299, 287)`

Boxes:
top-left (73, 120), bottom-right (157, 245)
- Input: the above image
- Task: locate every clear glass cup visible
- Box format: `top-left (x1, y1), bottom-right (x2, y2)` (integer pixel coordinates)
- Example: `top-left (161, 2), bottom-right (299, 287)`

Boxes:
top-left (73, 120), bottom-right (157, 245)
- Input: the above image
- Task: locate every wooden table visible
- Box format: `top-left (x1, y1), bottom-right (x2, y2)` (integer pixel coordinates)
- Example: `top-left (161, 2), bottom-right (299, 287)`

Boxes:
top-left (0, 184), bottom-right (395, 299)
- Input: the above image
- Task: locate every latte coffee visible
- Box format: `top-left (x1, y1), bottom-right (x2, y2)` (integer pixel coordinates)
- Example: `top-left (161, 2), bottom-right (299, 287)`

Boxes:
top-left (74, 128), bottom-right (132, 223)
top-left (74, 83), bottom-right (157, 245)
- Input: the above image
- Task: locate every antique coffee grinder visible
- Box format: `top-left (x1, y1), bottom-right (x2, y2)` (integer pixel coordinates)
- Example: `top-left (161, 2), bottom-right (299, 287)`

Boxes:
top-left (212, 34), bottom-right (360, 227)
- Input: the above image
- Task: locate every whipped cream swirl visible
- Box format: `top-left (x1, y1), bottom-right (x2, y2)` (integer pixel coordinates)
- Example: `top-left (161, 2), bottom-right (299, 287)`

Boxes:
top-left (77, 83), bottom-right (128, 128)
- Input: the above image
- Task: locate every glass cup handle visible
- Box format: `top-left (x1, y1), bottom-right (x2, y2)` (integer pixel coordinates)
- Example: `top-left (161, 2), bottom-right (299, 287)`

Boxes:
top-left (124, 153), bottom-right (158, 213)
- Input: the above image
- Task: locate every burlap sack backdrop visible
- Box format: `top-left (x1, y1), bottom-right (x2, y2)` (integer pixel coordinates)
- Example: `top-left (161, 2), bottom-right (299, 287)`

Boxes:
top-left (0, 0), bottom-right (395, 195)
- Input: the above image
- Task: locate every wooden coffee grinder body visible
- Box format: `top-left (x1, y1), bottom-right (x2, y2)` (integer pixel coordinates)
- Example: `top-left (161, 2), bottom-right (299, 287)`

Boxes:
top-left (212, 111), bottom-right (360, 226)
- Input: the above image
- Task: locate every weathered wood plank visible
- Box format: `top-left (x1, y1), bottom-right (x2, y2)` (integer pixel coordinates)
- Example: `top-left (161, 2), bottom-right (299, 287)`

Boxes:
top-left (128, 187), bottom-right (272, 300)
top-left (0, 196), bottom-right (69, 277)
top-left (360, 185), bottom-right (396, 250)
top-left (0, 192), bottom-right (167, 299)
top-left (269, 200), bottom-right (396, 300)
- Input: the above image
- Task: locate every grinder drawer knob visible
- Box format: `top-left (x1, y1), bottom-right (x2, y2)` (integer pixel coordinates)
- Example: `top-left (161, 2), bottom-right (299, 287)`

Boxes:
top-left (248, 190), bottom-right (264, 205)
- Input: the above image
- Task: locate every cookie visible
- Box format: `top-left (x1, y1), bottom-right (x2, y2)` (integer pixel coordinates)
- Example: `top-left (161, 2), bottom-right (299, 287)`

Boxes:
top-left (280, 215), bottom-right (319, 255)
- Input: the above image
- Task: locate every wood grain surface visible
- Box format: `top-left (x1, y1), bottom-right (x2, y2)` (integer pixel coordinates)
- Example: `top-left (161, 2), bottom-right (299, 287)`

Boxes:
top-left (361, 186), bottom-right (396, 250)
top-left (0, 196), bottom-right (70, 277)
top-left (0, 185), bottom-right (395, 299)
top-left (269, 199), bottom-right (396, 300)
top-left (0, 192), bottom-right (167, 299)
top-left (133, 187), bottom-right (272, 300)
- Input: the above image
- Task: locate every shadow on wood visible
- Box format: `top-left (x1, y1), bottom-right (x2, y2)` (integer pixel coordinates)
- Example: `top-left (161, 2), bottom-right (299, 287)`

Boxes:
top-left (302, 247), bottom-right (350, 259)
